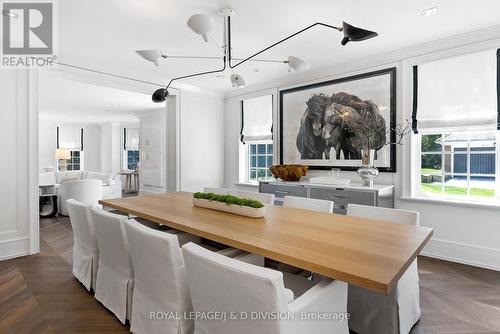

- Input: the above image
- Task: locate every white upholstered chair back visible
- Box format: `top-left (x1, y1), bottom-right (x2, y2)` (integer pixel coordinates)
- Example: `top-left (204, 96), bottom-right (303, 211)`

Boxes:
top-left (203, 187), bottom-right (237, 195)
top-left (236, 190), bottom-right (275, 205)
top-left (183, 242), bottom-right (289, 334)
top-left (90, 207), bottom-right (133, 324)
top-left (283, 195), bottom-right (334, 213)
top-left (347, 204), bottom-right (419, 226)
top-left (58, 179), bottom-right (103, 216)
top-left (66, 199), bottom-right (98, 291)
top-left (346, 204), bottom-right (421, 334)
top-left (124, 219), bottom-right (193, 334)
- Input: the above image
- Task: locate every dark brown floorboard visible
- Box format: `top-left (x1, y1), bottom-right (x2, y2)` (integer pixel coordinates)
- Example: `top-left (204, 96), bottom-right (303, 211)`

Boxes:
top-left (1, 214), bottom-right (499, 333)
top-left (0, 216), bottom-right (129, 333)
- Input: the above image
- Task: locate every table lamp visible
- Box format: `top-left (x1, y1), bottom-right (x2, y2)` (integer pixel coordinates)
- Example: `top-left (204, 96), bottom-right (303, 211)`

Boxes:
top-left (56, 149), bottom-right (71, 171)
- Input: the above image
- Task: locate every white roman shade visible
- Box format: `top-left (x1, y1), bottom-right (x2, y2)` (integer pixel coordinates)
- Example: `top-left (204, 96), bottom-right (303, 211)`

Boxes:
top-left (57, 125), bottom-right (83, 151)
top-left (413, 48), bottom-right (499, 133)
top-left (240, 95), bottom-right (273, 143)
top-left (124, 128), bottom-right (139, 150)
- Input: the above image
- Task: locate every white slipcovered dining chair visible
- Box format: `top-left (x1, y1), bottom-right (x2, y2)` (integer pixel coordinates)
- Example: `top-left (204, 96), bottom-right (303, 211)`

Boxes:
top-left (346, 204), bottom-right (421, 334)
top-left (182, 242), bottom-right (349, 334)
top-left (279, 196), bottom-right (334, 274)
top-left (124, 220), bottom-right (263, 334)
top-left (236, 190), bottom-right (275, 205)
top-left (58, 179), bottom-right (103, 216)
top-left (203, 187), bottom-right (237, 195)
top-left (124, 219), bottom-right (199, 334)
top-left (66, 199), bottom-right (99, 291)
top-left (90, 207), bottom-right (134, 324)
top-left (283, 195), bottom-right (334, 213)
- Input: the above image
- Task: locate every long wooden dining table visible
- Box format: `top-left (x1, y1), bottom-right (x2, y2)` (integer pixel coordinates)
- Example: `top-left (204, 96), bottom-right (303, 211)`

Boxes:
top-left (99, 191), bottom-right (433, 295)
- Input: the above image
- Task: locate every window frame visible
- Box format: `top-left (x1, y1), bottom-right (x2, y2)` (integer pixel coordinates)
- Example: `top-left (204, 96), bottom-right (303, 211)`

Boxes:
top-left (125, 149), bottom-right (140, 171)
top-left (244, 141), bottom-right (274, 184)
top-left (120, 125), bottom-right (140, 171)
top-left (414, 131), bottom-right (500, 203)
top-left (236, 89), bottom-right (277, 186)
top-left (57, 150), bottom-right (84, 171)
top-left (402, 41), bottom-right (500, 206)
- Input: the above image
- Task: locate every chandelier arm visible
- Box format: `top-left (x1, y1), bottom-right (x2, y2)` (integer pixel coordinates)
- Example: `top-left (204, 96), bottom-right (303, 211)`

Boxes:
top-left (227, 21), bottom-right (342, 69)
top-left (233, 58), bottom-right (284, 64)
top-left (165, 55), bottom-right (224, 60)
top-left (164, 55), bottom-right (279, 63)
top-left (165, 56), bottom-right (227, 89)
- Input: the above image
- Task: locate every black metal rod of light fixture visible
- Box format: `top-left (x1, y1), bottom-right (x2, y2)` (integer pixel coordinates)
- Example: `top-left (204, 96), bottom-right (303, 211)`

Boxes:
top-left (165, 55), bottom-right (281, 63)
top-left (165, 56), bottom-right (227, 90)
top-left (227, 18), bottom-right (342, 69)
top-left (55, 62), bottom-right (164, 87)
top-left (165, 55), bottom-right (223, 60)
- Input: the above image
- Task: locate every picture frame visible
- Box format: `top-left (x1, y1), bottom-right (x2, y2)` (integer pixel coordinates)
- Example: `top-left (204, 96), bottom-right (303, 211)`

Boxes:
top-left (279, 67), bottom-right (396, 172)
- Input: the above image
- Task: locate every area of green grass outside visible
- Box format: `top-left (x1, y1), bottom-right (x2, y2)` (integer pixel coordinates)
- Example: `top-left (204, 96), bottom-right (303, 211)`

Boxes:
top-left (421, 183), bottom-right (496, 198)
top-left (421, 168), bottom-right (441, 174)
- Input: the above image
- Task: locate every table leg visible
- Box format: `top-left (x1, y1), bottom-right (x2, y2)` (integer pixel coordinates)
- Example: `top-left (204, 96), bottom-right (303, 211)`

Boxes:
top-left (126, 175), bottom-right (131, 193)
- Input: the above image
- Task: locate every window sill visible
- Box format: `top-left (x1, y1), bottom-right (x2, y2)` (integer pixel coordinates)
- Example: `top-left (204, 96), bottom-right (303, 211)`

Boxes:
top-left (399, 196), bottom-right (500, 211)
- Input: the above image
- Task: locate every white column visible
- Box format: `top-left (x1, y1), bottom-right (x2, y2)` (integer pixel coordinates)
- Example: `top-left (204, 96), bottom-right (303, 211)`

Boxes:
top-left (0, 69), bottom-right (39, 260)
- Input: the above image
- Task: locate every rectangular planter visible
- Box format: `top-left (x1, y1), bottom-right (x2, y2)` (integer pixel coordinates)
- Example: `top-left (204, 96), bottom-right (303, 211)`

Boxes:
top-left (192, 198), bottom-right (266, 218)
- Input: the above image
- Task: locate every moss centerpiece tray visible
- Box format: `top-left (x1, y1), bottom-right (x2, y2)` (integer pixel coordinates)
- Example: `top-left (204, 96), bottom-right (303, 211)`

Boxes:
top-left (192, 192), bottom-right (266, 218)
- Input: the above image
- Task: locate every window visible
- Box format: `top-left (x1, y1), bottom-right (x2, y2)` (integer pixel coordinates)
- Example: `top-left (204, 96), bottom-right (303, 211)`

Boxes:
top-left (247, 143), bottom-right (274, 182)
top-left (58, 150), bottom-right (83, 171)
top-left (418, 132), bottom-right (497, 200)
top-left (126, 150), bottom-right (140, 170)
top-left (411, 48), bottom-right (500, 203)
top-left (240, 94), bottom-right (274, 184)
top-left (122, 127), bottom-right (140, 171)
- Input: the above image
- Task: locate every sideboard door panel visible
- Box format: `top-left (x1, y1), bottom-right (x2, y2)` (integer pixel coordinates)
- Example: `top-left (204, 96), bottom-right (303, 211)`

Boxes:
top-left (259, 182), bottom-right (393, 213)
top-left (260, 183), bottom-right (308, 199)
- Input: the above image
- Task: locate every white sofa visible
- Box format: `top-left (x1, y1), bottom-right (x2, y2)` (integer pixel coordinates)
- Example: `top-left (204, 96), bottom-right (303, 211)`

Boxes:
top-left (54, 171), bottom-right (123, 199)
top-left (39, 170), bottom-right (123, 215)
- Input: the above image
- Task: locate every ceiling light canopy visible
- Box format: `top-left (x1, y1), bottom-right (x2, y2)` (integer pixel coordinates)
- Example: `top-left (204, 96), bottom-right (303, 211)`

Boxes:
top-left (230, 74), bottom-right (246, 88)
top-left (146, 9), bottom-right (378, 102)
top-left (187, 14), bottom-right (214, 42)
top-left (341, 21), bottom-right (378, 46)
top-left (421, 7), bottom-right (437, 17)
top-left (286, 56), bottom-right (310, 72)
top-left (136, 49), bottom-right (163, 67)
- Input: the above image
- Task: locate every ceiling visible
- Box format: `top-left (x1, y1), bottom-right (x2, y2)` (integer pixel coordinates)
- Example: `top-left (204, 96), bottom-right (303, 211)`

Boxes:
top-left (56, 0), bottom-right (500, 92)
top-left (39, 70), bottom-right (163, 123)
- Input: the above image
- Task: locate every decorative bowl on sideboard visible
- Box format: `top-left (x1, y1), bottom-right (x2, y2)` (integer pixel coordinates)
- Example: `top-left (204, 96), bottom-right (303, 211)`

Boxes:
top-left (269, 164), bottom-right (308, 182)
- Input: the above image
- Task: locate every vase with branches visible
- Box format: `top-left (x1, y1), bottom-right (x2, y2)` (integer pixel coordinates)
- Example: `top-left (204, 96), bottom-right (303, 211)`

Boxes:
top-left (341, 106), bottom-right (411, 186)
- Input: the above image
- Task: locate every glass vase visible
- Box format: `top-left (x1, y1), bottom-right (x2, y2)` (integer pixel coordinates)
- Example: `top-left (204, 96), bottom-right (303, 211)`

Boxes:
top-left (357, 149), bottom-right (379, 187)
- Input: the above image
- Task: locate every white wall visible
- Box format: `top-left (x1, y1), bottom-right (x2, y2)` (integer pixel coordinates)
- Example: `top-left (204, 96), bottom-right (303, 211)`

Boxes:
top-left (38, 120), bottom-right (101, 172)
top-left (180, 90), bottom-right (224, 192)
top-left (99, 122), bottom-right (120, 174)
top-left (38, 119), bottom-right (55, 170)
top-left (0, 70), bottom-right (39, 260)
top-left (137, 89), bottom-right (225, 195)
top-left (85, 125), bottom-right (101, 171)
top-left (223, 28), bottom-right (500, 271)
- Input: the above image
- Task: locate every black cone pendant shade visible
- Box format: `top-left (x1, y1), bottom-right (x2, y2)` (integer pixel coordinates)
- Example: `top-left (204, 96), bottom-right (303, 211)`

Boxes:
top-left (152, 88), bottom-right (169, 103)
top-left (341, 21), bottom-right (378, 45)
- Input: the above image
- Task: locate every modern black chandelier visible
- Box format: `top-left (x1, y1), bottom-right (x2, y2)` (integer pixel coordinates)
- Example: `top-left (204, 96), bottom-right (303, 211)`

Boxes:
top-left (136, 8), bottom-right (378, 103)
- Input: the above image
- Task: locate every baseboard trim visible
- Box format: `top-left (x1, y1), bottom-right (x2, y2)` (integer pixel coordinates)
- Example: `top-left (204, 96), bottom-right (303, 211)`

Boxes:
top-left (0, 237), bottom-right (30, 261)
top-left (138, 189), bottom-right (164, 196)
top-left (421, 238), bottom-right (500, 272)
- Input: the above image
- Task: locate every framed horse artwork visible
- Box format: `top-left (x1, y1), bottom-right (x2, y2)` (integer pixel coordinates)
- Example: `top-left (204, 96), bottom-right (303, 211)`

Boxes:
top-left (279, 67), bottom-right (396, 172)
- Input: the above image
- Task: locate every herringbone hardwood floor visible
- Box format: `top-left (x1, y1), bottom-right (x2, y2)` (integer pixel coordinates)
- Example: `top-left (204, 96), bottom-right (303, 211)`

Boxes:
top-left (0, 215), bottom-right (499, 333)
